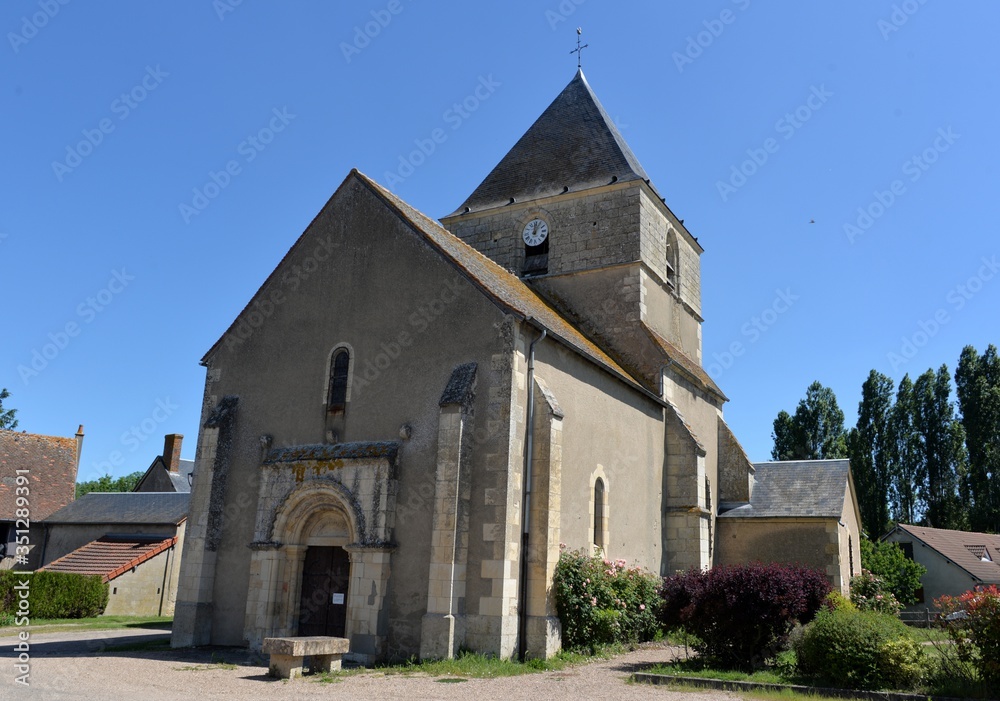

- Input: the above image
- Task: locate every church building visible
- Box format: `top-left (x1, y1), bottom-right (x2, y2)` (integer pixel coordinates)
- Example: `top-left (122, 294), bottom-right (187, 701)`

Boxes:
top-left (171, 70), bottom-right (861, 663)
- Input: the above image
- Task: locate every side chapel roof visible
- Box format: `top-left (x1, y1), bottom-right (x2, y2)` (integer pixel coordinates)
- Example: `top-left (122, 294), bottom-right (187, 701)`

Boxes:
top-left (719, 460), bottom-right (852, 519)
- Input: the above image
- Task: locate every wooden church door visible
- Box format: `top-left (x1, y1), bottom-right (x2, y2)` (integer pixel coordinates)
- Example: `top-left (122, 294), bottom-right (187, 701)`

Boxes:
top-left (298, 546), bottom-right (350, 637)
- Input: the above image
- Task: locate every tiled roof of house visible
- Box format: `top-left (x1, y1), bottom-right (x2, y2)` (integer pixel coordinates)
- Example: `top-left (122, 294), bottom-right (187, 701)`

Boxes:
top-left (718, 460), bottom-right (850, 519)
top-left (39, 535), bottom-right (177, 582)
top-left (42, 492), bottom-right (189, 525)
top-left (891, 524), bottom-right (1000, 584)
top-left (0, 429), bottom-right (79, 521)
top-left (450, 70), bottom-right (650, 215)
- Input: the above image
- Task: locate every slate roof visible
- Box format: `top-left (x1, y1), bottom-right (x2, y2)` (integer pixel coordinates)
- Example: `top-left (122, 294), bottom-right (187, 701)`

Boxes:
top-left (643, 323), bottom-right (727, 401)
top-left (451, 70), bottom-right (650, 215)
top-left (0, 429), bottom-right (79, 521)
top-left (169, 460), bottom-right (195, 492)
top-left (135, 456), bottom-right (195, 493)
top-left (889, 524), bottom-right (1000, 584)
top-left (42, 492), bottom-right (189, 525)
top-left (354, 170), bottom-right (642, 387)
top-left (39, 535), bottom-right (177, 582)
top-left (718, 460), bottom-right (850, 519)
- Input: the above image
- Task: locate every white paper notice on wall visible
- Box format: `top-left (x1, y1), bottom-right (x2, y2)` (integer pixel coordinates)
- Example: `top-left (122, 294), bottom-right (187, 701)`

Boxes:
top-left (332, 593), bottom-right (345, 605)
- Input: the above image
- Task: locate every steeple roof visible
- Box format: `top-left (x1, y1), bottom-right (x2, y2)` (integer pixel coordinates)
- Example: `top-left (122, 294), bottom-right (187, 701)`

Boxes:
top-left (451, 70), bottom-right (650, 215)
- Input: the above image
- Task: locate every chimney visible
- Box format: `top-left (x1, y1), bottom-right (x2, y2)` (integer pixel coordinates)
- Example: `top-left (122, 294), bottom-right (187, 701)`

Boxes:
top-left (74, 424), bottom-right (85, 480)
top-left (163, 434), bottom-right (183, 473)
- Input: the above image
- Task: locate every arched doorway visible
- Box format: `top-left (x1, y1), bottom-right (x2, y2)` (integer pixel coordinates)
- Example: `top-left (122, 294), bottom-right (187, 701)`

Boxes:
top-left (246, 448), bottom-right (398, 663)
top-left (296, 508), bottom-right (352, 637)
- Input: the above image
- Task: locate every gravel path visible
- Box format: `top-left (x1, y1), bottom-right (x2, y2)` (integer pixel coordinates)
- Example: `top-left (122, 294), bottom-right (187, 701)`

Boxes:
top-left (1, 629), bottom-right (737, 701)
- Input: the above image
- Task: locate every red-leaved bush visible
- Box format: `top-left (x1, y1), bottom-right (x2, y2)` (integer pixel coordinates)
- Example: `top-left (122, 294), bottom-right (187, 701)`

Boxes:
top-left (935, 585), bottom-right (1000, 686)
top-left (660, 562), bottom-right (831, 670)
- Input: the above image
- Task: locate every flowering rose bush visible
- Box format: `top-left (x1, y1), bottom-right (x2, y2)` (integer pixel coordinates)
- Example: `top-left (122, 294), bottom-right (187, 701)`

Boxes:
top-left (850, 570), bottom-right (902, 615)
top-left (552, 548), bottom-right (661, 650)
top-left (935, 585), bottom-right (1000, 686)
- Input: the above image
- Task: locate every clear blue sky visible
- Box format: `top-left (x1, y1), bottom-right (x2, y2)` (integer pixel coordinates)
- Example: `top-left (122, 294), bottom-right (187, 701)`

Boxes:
top-left (3, 1), bottom-right (998, 483)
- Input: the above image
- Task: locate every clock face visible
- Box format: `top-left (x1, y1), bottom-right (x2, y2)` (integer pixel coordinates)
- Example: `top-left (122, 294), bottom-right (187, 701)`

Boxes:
top-left (522, 218), bottom-right (549, 246)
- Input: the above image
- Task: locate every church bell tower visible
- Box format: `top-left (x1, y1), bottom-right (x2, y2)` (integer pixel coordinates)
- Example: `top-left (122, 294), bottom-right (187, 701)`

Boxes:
top-left (440, 70), bottom-right (708, 392)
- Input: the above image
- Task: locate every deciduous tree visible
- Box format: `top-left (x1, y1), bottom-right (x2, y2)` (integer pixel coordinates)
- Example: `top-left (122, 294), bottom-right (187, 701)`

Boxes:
top-left (75, 471), bottom-right (145, 498)
top-left (849, 371), bottom-right (895, 537)
top-left (889, 375), bottom-right (922, 525)
top-left (956, 344), bottom-right (1000, 532)
top-left (912, 365), bottom-right (967, 530)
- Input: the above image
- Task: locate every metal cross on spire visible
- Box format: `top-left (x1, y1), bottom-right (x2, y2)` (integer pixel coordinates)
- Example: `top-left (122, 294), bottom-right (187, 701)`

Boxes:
top-left (570, 27), bottom-right (588, 69)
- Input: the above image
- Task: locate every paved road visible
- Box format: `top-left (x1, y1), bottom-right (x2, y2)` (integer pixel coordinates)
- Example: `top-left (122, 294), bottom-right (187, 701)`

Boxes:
top-left (0, 629), bottom-right (733, 701)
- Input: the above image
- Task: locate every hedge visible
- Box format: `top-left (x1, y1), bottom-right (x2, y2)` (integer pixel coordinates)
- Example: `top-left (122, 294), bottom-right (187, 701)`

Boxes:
top-left (0, 570), bottom-right (109, 620)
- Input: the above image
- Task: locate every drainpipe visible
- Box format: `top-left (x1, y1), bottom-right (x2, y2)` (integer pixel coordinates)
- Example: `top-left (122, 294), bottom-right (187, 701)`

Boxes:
top-left (518, 325), bottom-right (546, 662)
top-left (658, 360), bottom-right (678, 398)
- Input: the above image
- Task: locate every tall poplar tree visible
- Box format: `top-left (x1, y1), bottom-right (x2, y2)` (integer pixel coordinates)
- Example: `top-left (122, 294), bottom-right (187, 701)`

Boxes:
top-left (956, 344), bottom-right (1000, 532)
top-left (912, 365), bottom-right (967, 530)
top-left (888, 375), bottom-right (921, 525)
top-left (849, 370), bottom-right (895, 537)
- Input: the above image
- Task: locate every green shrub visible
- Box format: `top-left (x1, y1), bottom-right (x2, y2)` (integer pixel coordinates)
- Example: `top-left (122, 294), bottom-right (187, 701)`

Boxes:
top-left (0, 570), bottom-right (109, 619)
top-left (827, 590), bottom-right (856, 611)
top-left (850, 570), bottom-right (902, 615)
top-left (795, 606), bottom-right (925, 690)
top-left (860, 538), bottom-right (926, 606)
top-left (552, 548), bottom-right (661, 650)
top-left (660, 562), bottom-right (831, 671)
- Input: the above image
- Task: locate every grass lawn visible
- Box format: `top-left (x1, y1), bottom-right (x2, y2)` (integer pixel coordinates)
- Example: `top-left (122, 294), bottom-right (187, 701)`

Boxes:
top-left (644, 651), bottom-right (807, 687)
top-left (0, 615), bottom-right (172, 637)
top-left (314, 644), bottom-right (632, 683)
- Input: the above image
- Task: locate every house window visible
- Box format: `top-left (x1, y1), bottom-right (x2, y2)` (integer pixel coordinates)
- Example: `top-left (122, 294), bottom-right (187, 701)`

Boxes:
top-left (327, 349), bottom-right (350, 413)
top-left (849, 536), bottom-right (854, 578)
top-left (593, 478), bottom-right (605, 551)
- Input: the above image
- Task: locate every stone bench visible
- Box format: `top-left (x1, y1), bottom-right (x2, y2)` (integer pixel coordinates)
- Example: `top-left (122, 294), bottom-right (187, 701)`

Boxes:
top-left (261, 636), bottom-right (350, 679)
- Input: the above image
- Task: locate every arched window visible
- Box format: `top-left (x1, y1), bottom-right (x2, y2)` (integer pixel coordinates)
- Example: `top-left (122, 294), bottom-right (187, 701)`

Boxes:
top-left (327, 349), bottom-right (350, 413)
top-left (593, 478), bottom-right (605, 550)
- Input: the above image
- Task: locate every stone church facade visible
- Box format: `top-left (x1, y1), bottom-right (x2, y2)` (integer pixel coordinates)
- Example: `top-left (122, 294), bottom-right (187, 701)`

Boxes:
top-left (171, 71), bottom-right (861, 662)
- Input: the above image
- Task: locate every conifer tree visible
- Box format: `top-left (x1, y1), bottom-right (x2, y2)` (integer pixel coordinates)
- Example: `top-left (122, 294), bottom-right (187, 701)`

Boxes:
top-left (771, 381), bottom-right (848, 460)
top-left (0, 388), bottom-right (17, 430)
